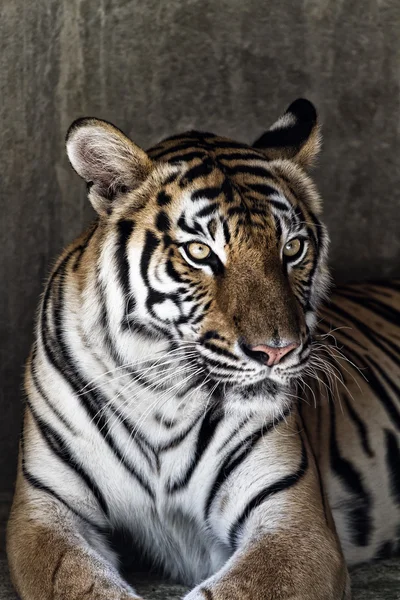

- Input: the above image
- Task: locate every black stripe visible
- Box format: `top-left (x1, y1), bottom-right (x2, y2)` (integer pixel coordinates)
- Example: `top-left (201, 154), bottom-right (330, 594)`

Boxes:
top-left (157, 190), bottom-right (172, 206)
top-left (158, 411), bottom-right (205, 452)
top-left (215, 417), bottom-right (251, 453)
top-left (228, 433), bottom-right (308, 547)
top-left (222, 219), bottom-right (231, 244)
top-left (155, 211), bottom-right (171, 233)
top-left (27, 401), bottom-right (110, 517)
top-left (30, 346), bottom-right (77, 435)
top-left (227, 205), bottom-right (246, 217)
top-left (370, 330), bottom-right (400, 366)
top-left (308, 211), bottom-right (323, 250)
top-left (180, 158), bottom-right (214, 184)
top-left (140, 230), bottom-right (164, 312)
top-left (297, 402), bottom-right (329, 524)
top-left (245, 183), bottom-right (279, 198)
top-left (191, 186), bottom-right (222, 202)
top-left (163, 172), bottom-right (179, 186)
top-left (385, 429), bottom-right (400, 505)
top-left (116, 219), bottom-right (135, 300)
top-left (200, 355), bottom-right (245, 373)
top-left (203, 341), bottom-right (240, 363)
top-left (368, 354), bottom-right (400, 405)
top-left (273, 213), bottom-right (282, 246)
top-left (270, 199), bottom-right (291, 212)
top-left (195, 203), bottom-right (219, 219)
top-left (124, 314), bottom-right (169, 340)
top-left (328, 394), bottom-right (372, 546)
top-left (205, 409), bottom-right (290, 519)
top-left (108, 404), bottom-right (158, 471)
top-left (177, 215), bottom-right (200, 236)
top-left (40, 247), bottom-right (81, 377)
top-left (221, 179), bottom-right (235, 204)
top-left (167, 409), bottom-right (222, 493)
top-left (22, 465), bottom-right (105, 532)
top-left (200, 330), bottom-right (227, 343)
top-left (166, 258), bottom-right (185, 283)
top-left (342, 393), bottom-right (374, 458)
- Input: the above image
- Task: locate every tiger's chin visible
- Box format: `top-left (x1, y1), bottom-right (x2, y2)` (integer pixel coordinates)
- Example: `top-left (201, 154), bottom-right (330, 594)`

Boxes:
top-left (208, 372), bottom-right (298, 421)
top-left (222, 378), bottom-right (294, 421)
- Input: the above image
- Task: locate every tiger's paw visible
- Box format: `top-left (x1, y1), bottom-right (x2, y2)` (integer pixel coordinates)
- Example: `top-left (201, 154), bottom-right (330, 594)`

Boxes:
top-left (183, 580), bottom-right (257, 600)
top-left (183, 581), bottom-right (349, 600)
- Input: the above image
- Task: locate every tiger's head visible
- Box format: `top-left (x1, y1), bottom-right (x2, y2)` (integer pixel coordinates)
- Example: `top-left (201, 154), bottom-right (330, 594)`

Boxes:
top-left (66, 99), bottom-right (329, 400)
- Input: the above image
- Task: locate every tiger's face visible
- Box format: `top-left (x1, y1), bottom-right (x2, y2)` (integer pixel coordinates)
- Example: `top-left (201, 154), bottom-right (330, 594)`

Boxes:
top-left (67, 99), bottom-right (329, 394)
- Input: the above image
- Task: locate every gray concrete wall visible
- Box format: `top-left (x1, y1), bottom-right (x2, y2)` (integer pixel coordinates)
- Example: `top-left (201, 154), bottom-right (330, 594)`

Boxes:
top-left (1, 0), bottom-right (400, 493)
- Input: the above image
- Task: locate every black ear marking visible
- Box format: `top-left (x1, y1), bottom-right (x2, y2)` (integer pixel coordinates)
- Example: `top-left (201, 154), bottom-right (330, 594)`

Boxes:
top-left (253, 98), bottom-right (321, 169)
top-left (253, 99), bottom-right (316, 149)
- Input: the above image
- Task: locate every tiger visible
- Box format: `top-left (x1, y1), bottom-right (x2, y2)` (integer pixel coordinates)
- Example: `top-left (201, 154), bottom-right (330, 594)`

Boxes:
top-left (6, 98), bottom-right (400, 600)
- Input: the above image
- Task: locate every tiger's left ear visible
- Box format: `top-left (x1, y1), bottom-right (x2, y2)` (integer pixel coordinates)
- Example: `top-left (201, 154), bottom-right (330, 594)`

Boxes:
top-left (252, 98), bottom-right (321, 169)
top-left (66, 118), bottom-right (153, 216)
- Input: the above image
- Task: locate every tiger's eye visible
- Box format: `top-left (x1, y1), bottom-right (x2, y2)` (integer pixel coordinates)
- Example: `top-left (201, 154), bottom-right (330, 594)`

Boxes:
top-left (187, 242), bottom-right (211, 261)
top-left (283, 238), bottom-right (302, 258)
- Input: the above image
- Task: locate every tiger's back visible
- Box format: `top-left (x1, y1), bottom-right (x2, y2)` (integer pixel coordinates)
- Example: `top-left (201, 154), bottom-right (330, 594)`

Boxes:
top-left (303, 280), bottom-right (400, 564)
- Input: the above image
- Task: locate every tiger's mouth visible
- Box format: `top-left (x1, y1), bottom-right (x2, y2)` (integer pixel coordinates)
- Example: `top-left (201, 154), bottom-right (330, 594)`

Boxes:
top-left (195, 336), bottom-right (311, 389)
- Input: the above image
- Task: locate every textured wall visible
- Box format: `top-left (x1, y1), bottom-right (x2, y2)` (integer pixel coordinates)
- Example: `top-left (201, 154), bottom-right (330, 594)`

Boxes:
top-left (1, 0), bottom-right (400, 492)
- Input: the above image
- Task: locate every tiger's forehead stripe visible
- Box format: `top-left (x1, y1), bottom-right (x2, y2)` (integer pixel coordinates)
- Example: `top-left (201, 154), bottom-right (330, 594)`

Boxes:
top-left (191, 186), bottom-right (222, 201)
top-left (147, 131), bottom-right (317, 228)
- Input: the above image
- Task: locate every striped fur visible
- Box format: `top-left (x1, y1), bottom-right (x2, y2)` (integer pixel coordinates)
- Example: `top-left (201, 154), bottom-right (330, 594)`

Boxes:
top-left (7, 100), bottom-right (399, 600)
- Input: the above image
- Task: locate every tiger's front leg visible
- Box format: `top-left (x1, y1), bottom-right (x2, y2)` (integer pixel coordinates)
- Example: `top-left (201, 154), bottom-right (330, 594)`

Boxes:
top-left (7, 462), bottom-right (142, 600)
top-left (186, 529), bottom-right (350, 600)
top-left (186, 433), bottom-right (350, 600)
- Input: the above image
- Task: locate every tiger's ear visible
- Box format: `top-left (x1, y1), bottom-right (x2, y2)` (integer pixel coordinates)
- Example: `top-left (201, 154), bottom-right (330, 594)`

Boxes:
top-left (252, 98), bottom-right (321, 169)
top-left (66, 118), bottom-right (153, 216)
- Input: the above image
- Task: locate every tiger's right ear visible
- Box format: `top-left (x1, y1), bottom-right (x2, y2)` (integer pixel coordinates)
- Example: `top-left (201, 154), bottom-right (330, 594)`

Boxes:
top-left (252, 99), bottom-right (321, 169)
top-left (66, 118), bottom-right (153, 216)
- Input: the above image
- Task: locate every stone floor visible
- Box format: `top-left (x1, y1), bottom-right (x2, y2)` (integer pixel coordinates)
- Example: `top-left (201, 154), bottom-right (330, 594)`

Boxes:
top-left (1, 494), bottom-right (399, 599)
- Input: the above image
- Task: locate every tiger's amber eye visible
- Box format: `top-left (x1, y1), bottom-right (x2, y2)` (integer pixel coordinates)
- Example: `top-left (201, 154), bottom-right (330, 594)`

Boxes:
top-left (283, 238), bottom-right (302, 258)
top-left (187, 242), bottom-right (211, 261)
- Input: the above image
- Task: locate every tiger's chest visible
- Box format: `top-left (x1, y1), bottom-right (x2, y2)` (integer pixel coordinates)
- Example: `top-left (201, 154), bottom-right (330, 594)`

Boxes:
top-left (124, 495), bottom-right (231, 584)
top-left (84, 414), bottom-right (238, 584)
top-left (50, 379), bottom-right (299, 583)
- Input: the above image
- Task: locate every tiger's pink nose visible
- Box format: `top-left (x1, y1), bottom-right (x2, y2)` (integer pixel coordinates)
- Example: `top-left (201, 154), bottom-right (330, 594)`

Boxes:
top-left (250, 342), bottom-right (299, 367)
